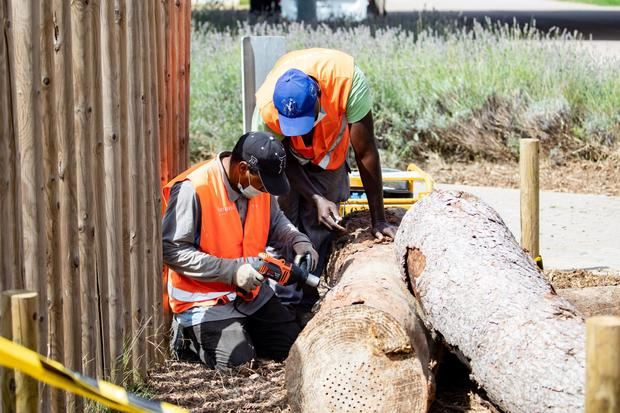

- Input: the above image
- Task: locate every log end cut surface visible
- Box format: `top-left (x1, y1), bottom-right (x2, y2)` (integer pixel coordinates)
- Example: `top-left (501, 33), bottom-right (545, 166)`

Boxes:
top-left (286, 305), bottom-right (430, 413)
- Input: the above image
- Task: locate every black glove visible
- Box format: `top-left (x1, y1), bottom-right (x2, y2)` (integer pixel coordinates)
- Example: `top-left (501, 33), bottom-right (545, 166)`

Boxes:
top-left (293, 242), bottom-right (319, 273)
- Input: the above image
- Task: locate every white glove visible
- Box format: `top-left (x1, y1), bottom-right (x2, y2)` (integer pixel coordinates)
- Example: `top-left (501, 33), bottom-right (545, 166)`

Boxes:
top-left (233, 263), bottom-right (264, 292)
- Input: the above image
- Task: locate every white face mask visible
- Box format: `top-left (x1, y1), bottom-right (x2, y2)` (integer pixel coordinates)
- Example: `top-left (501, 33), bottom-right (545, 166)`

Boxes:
top-left (237, 171), bottom-right (262, 199)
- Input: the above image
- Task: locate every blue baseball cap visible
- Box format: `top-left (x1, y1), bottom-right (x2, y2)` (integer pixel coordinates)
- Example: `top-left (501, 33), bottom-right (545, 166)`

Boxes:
top-left (273, 69), bottom-right (318, 136)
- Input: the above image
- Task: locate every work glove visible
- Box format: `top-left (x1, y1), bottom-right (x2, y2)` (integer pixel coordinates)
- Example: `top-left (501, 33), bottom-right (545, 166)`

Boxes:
top-left (233, 263), bottom-right (264, 293)
top-left (293, 242), bottom-right (319, 273)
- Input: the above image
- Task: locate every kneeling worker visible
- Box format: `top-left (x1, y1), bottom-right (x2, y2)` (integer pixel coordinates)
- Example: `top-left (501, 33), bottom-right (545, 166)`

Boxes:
top-left (162, 131), bottom-right (318, 369)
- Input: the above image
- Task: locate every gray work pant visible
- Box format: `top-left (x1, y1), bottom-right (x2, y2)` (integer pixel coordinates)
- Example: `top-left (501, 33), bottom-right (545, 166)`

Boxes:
top-left (171, 296), bottom-right (300, 369)
top-left (275, 163), bottom-right (350, 310)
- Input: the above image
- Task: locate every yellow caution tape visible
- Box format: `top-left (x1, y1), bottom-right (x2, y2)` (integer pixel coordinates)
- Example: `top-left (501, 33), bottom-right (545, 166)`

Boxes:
top-left (0, 336), bottom-right (187, 413)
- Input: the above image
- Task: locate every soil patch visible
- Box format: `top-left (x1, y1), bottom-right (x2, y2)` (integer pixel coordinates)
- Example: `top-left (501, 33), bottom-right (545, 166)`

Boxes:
top-left (149, 209), bottom-right (617, 412)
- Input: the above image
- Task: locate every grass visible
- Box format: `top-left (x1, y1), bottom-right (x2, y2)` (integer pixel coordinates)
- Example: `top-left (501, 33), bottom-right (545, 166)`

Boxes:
top-left (189, 15), bottom-right (620, 165)
top-left (562, 0), bottom-right (620, 5)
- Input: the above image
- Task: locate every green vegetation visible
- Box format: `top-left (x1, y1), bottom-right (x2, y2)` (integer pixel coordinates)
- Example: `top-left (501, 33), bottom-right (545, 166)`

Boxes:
top-left (563, 0), bottom-right (620, 5)
top-left (190, 19), bottom-right (620, 165)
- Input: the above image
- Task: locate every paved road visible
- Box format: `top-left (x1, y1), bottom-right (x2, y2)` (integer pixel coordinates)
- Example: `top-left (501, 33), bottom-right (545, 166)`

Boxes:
top-left (384, 0), bottom-right (620, 39)
top-left (437, 184), bottom-right (620, 273)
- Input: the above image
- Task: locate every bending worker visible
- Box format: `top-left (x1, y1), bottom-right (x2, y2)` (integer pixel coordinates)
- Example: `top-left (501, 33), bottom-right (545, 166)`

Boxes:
top-left (162, 131), bottom-right (318, 369)
top-left (253, 48), bottom-right (397, 312)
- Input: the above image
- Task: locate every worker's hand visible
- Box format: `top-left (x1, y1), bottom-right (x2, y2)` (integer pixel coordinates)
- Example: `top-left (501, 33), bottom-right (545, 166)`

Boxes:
top-left (293, 242), bottom-right (319, 272)
top-left (233, 264), bottom-right (264, 292)
top-left (372, 221), bottom-right (398, 241)
top-left (313, 195), bottom-right (346, 232)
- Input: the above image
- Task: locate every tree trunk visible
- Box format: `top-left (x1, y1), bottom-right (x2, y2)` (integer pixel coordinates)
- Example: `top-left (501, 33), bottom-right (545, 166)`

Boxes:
top-left (559, 286), bottom-right (620, 318)
top-left (394, 190), bottom-right (585, 413)
top-left (286, 211), bottom-right (440, 413)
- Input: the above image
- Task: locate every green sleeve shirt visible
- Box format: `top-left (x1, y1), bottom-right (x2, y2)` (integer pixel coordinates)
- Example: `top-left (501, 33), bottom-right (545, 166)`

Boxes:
top-left (251, 65), bottom-right (373, 138)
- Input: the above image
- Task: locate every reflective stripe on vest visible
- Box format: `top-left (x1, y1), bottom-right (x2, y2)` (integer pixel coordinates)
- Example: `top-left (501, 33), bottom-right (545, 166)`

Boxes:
top-left (162, 159), bottom-right (271, 314)
top-left (256, 48), bottom-right (354, 171)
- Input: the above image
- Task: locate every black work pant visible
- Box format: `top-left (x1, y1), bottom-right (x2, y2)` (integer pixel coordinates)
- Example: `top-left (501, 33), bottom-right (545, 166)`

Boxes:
top-left (180, 296), bottom-right (300, 369)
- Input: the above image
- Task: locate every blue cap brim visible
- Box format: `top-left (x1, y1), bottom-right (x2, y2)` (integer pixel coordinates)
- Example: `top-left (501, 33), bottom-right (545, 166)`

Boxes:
top-left (278, 112), bottom-right (315, 137)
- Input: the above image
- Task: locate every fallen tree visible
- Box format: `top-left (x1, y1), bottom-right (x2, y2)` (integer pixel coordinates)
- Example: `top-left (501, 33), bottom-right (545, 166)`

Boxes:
top-left (394, 190), bottom-right (585, 413)
top-left (559, 286), bottom-right (620, 317)
top-left (286, 211), bottom-right (440, 413)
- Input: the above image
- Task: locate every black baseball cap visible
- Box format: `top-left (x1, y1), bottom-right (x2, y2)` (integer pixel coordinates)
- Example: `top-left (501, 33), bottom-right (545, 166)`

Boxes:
top-left (233, 132), bottom-right (290, 196)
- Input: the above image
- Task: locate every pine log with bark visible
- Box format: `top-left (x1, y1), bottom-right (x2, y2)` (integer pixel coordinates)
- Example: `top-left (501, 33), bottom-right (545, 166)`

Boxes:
top-left (394, 190), bottom-right (585, 413)
top-left (285, 210), bottom-right (441, 413)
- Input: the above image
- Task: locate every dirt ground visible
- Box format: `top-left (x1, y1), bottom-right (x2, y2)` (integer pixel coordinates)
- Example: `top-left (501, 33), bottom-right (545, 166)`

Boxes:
top-left (148, 266), bottom-right (619, 413)
top-left (148, 161), bottom-right (620, 412)
top-left (422, 158), bottom-right (620, 197)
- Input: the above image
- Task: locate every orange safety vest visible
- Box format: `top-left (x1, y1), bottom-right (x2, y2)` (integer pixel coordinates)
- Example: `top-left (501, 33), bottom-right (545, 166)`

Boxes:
top-left (256, 48), bottom-right (355, 171)
top-left (162, 158), bottom-right (271, 314)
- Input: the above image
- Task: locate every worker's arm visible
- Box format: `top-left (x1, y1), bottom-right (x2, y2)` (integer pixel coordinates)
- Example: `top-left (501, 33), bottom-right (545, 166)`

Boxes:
top-left (162, 181), bottom-right (241, 284)
top-left (349, 111), bottom-right (397, 239)
top-left (283, 144), bottom-right (346, 232)
top-left (266, 196), bottom-right (319, 271)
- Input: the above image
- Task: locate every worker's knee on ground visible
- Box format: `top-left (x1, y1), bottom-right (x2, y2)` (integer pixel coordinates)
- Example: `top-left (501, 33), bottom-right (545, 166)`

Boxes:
top-left (211, 324), bottom-right (256, 369)
top-left (218, 340), bottom-right (256, 368)
top-left (256, 321), bottom-right (301, 361)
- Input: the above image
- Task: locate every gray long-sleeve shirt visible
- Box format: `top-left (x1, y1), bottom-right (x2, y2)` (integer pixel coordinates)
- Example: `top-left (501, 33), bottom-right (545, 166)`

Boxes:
top-left (162, 152), bottom-right (311, 325)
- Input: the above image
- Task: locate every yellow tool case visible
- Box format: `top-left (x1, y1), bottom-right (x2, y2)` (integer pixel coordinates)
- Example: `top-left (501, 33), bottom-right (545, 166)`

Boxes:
top-left (340, 163), bottom-right (433, 215)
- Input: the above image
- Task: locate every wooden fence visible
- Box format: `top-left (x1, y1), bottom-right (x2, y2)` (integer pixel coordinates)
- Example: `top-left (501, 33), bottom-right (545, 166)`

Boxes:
top-left (0, 0), bottom-right (190, 410)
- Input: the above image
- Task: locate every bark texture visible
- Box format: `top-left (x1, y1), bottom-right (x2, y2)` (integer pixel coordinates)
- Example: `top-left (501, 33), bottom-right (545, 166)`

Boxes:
top-left (560, 286), bottom-right (620, 318)
top-left (394, 190), bottom-right (585, 413)
top-left (286, 210), bottom-right (439, 413)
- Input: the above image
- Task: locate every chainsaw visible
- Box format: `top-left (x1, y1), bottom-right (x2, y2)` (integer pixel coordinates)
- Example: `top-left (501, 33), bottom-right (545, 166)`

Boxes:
top-left (252, 252), bottom-right (320, 288)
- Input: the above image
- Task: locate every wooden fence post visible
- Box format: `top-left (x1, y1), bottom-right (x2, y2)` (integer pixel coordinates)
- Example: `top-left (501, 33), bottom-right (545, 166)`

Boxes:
top-left (586, 316), bottom-right (620, 413)
top-left (520, 138), bottom-right (540, 264)
top-left (71, 0), bottom-right (97, 387)
top-left (51, 0), bottom-right (78, 409)
top-left (126, 0), bottom-right (146, 380)
top-left (101, 0), bottom-right (124, 383)
top-left (1, 291), bottom-right (39, 413)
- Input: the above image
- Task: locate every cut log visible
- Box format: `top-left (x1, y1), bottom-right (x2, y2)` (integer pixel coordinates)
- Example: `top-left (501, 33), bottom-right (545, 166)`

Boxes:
top-left (286, 210), bottom-right (440, 413)
top-left (394, 190), bottom-right (585, 413)
top-left (559, 286), bottom-right (620, 318)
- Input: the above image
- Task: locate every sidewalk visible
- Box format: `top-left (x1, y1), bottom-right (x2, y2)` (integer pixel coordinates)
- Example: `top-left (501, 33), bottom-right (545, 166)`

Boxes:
top-left (385, 0), bottom-right (619, 12)
top-left (437, 184), bottom-right (620, 273)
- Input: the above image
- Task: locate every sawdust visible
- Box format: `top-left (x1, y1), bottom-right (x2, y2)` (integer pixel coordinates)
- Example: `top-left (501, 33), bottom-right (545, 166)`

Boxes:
top-left (148, 209), bottom-right (618, 413)
top-left (148, 359), bottom-right (290, 413)
top-left (148, 354), bottom-right (497, 413)
top-left (545, 269), bottom-right (620, 289)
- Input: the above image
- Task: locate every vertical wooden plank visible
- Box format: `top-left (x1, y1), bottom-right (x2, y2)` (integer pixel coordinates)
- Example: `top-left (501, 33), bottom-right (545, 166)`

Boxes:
top-left (101, 0), bottom-right (124, 383)
top-left (157, 0), bottom-right (169, 187)
top-left (139, 0), bottom-right (155, 370)
top-left (40, 0), bottom-right (59, 409)
top-left (90, 0), bottom-right (108, 381)
top-left (10, 0), bottom-right (45, 328)
top-left (586, 316), bottom-right (620, 413)
top-left (157, 0), bottom-right (173, 351)
top-left (71, 0), bottom-right (97, 389)
top-left (520, 138), bottom-right (540, 263)
top-left (168, 0), bottom-right (178, 177)
top-left (52, 0), bottom-right (77, 409)
top-left (152, 0), bottom-right (166, 363)
top-left (126, 0), bottom-right (146, 380)
top-left (118, 0), bottom-right (133, 380)
top-left (180, 0), bottom-right (190, 170)
top-left (0, 0), bottom-right (22, 293)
